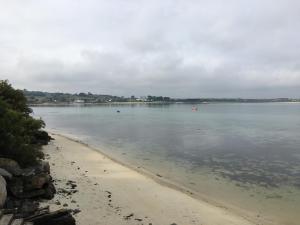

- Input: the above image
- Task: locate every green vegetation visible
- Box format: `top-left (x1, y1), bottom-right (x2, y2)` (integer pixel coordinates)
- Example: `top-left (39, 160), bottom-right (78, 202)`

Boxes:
top-left (0, 80), bottom-right (46, 166)
top-left (24, 90), bottom-right (173, 104)
top-left (24, 89), bottom-right (300, 105)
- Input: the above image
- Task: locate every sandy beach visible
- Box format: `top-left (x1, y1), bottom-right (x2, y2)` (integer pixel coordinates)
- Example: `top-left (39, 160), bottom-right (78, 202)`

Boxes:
top-left (42, 133), bottom-right (259, 225)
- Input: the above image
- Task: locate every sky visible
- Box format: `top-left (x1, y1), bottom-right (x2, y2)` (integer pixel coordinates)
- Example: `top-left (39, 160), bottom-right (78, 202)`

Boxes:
top-left (0, 0), bottom-right (300, 98)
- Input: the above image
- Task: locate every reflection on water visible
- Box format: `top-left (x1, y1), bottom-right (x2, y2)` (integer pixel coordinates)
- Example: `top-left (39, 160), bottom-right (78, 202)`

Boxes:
top-left (32, 103), bottom-right (300, 225)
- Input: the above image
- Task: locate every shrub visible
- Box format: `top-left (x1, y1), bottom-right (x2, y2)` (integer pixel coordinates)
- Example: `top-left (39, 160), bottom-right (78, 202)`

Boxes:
top-left (0, 80), bottom-right (45, 166)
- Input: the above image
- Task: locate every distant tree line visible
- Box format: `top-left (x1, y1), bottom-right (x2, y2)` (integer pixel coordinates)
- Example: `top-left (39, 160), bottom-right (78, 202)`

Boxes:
top-left (146, 95), bottom-right (171, 102)
top-left (23, 89), bottom-right (299, 104)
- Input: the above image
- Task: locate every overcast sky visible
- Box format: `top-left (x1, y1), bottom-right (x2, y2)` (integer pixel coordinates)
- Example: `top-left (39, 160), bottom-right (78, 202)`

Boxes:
top-left (1, 0), bottom-right (300, 98)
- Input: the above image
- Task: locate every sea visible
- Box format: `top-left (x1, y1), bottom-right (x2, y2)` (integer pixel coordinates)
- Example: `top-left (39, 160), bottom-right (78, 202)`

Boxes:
top-left (32, 102), bottom-right (300, 225)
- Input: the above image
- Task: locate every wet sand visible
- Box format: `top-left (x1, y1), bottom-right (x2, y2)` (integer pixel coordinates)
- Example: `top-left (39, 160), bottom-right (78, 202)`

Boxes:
top-left (42, 133), bottom-right (261, 225)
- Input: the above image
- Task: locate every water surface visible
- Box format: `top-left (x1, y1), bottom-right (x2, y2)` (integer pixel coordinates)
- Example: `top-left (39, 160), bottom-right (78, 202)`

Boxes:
top-left (33, 103), bottom-right (300, 225)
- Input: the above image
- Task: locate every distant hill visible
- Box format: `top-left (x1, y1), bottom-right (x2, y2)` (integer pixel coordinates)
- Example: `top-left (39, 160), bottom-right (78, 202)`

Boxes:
top-left (23, 90), bottom-right (300, 105)
top-left (24, 90), bottom-right (129, 104)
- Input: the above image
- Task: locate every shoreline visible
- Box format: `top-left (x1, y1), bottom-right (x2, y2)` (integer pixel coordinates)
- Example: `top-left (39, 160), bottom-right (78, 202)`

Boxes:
top-left (29, 101), bottom-right (300, 107)
top-left (51, 132), bottom-right (260, 223)
top-left (42, 132), bottom-right (269, 225)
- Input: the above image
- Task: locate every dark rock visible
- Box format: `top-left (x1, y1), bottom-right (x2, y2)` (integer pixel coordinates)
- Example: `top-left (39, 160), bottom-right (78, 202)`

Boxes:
top-left (0, 168), bottom-right (13, 180)
top-left (55, 200), bottom-right (61, 205)
top-left (124, 213), bottom-right (134, 220)
top-left (0, 158), bottom-right (22, 176)
top-left (0, 175), bottom-right (7, 207)
top-left (72, 209), bottom-right (81, 215)
top-left (32, 130), bottom-right (53, 145)
top-left (4, 198), bottom-right (40, 217)
top-left (34, 161), bottom-right (51, 174)
top-left (25, 173), bottom-right (52, 190)
top-left (27, 209), bottom-right (75, 225)
top-left (43, 183), bottom-right (56, 199)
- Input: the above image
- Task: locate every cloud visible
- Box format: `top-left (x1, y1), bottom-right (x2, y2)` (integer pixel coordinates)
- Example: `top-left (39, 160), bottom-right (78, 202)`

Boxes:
top-left (0, 0), bottom-right (300, 97)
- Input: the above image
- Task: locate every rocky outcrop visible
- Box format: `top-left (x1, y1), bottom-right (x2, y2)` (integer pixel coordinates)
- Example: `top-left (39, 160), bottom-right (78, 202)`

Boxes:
top-left (0, 168), bottom-right (12, 180)
top-left (0, 158), bottom-right (22, 176)
top-left (27, 209), bottom-right (76, 225)
top-left (8, 171), bottom-right (56, 200)
top-left (34, 161), bottom-right (51, 174)
top-left (0, 175), bottom-right (7, 208)
top-left (33, 130), bottom-right (53, 145)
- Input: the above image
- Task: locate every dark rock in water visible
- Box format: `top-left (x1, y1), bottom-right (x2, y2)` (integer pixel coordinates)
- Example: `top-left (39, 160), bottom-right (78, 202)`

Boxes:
top-left (0, 158), bottom-right (22, 176)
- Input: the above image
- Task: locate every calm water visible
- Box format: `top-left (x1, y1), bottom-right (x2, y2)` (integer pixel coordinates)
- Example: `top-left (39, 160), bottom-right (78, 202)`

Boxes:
top-left (33, 103), bottom-right (300, 225)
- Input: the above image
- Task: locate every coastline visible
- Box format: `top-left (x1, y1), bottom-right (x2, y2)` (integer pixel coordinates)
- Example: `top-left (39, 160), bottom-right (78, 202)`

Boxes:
top-left (41, 132), bottom-right (267, 225)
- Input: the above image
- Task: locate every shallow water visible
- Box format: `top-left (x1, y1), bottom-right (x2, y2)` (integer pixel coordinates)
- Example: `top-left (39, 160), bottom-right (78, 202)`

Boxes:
top-left (32, 103), bottom-right (300, 224)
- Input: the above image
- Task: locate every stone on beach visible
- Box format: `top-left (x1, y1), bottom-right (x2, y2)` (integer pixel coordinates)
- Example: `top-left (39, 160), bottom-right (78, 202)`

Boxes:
top-left (0, 158), bottom-right (22, 176)
top-left (0, 175), bottom-right (7, 207)
top-left (8, 170), bottom-right (56, 199)
top-left (0, 168), bottom-right (12, 180)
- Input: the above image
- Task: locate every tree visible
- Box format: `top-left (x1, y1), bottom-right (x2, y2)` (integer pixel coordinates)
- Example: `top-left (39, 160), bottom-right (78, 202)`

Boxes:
top-left (0, 80), bottom-right (32, 115)
top-left (0, 80), bottom-right (46, 166)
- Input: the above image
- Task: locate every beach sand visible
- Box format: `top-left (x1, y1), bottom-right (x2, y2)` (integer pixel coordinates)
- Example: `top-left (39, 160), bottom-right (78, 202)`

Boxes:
top-left (42, 133), bottom-right (258, 225)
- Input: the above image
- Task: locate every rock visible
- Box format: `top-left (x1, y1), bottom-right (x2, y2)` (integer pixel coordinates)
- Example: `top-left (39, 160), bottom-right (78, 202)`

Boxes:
top-left (0, 175), bottom-right (7, 207)
top-left (25, 173), bottom-right (52, 189)
top-left (72, 209), bottom-right (81, 215)
top-left (43, 183), bottom-right (56, 199)
top-left (0, 168), bottom-right (13, 180)
top-left (33, 130), bottom-right (53, 145)
top-left (8, 173), bottom-right (56, 199)
top-left (124, 213), bottom-right (134, 220)
top-left (27, 209), bottom-right (76, 225)
top-left (55, 200), bottom-right (61, 205)
top-left (0, 158), bottom-right (22, 176)
top-left (36, 161), bottom-right (51, 174)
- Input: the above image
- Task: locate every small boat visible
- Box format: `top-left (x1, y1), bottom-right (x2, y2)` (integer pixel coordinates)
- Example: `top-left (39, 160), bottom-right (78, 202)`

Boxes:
top-left (192, 106), bottom-right (198, 111)
top-left (116, 110), bottom-right (120, 113)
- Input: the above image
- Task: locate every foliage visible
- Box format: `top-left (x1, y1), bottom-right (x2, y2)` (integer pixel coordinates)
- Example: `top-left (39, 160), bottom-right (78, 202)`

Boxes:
top-left (147, 95), bottom-right (171, 102)
top-left (0, 80), bottom-right (32, 115)
top-left (0, 80), bottom-right (45, 166)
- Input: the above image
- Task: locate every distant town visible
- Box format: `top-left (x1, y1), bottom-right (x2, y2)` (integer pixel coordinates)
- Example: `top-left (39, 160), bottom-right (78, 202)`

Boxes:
top-left (23, 90), bottom-right (300, 105)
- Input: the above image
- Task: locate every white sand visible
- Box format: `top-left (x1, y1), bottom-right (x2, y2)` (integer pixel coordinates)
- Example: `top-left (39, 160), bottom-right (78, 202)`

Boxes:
top-left (42, 133), bottom-right (260, 225)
